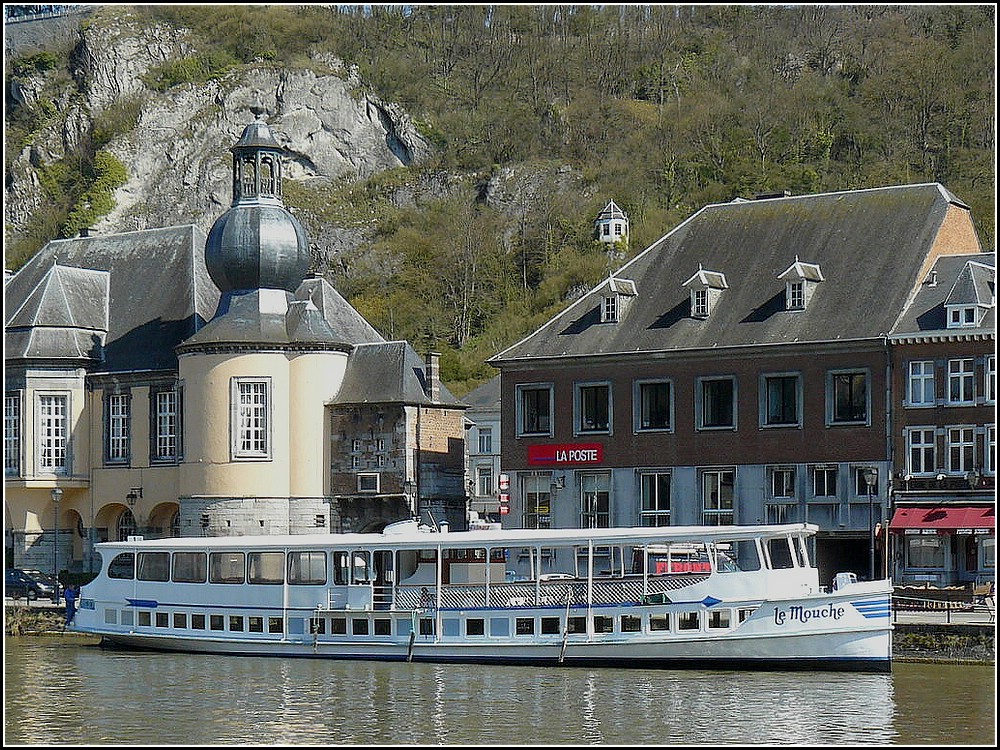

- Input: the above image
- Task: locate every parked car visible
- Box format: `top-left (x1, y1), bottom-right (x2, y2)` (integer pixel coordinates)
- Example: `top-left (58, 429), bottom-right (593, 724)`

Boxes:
top-left (5, 569), bottom-right (60, 601)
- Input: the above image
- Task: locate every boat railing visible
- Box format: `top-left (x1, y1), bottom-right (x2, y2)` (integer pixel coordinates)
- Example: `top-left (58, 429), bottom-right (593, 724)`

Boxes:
top-left (394, 573), bottom-right (710, 611)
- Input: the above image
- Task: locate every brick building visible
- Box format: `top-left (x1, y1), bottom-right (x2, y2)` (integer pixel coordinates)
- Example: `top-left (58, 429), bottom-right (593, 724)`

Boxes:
top-left (489, 183), bottom-right (994, 584)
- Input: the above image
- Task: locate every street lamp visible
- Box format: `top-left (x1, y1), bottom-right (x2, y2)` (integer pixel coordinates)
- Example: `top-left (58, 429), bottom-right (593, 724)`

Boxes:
top-left (862, 467), bottom-right (878, 581)
top-left (50, 487), bottom-right (62, 602)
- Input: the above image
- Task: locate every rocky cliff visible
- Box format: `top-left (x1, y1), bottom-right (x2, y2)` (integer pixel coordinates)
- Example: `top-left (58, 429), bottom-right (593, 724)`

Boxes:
top-left (4, 8), bottom-right (434, 260)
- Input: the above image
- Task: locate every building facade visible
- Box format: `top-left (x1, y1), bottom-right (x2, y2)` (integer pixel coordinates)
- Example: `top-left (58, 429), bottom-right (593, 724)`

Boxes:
top-left (489, 184), bottom-right (993, 585)
top-left (462, 375), bottom-right (502, 522)
top-left (4, 109), bottom-right (467, 575)
top-left (887, 253), bottom-right (995, 586)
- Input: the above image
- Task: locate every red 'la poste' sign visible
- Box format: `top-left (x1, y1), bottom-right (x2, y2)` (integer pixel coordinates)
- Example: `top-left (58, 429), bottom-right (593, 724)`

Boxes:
top-left (527, 443), bottom-right (604, 465)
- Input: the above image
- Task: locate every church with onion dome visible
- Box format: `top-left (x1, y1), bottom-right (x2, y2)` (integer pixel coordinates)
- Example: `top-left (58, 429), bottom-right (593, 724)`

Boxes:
top-left (4, 107), bottom-right (468, 575)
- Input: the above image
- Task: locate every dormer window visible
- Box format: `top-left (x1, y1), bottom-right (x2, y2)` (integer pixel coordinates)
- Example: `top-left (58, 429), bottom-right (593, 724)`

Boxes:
top-left (683, 265), bottom-right (728, 319)
top-left (601, 276), bottom-right (637, 323)
top-left (944, 259), bottom-right (994, 329)
top-left (778, 257), bottom-right (824, 311)
top-left (947, 305), bottom-right (980, 328)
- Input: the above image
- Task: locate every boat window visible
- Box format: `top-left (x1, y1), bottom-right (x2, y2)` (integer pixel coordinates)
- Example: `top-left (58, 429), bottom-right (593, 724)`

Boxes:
top-left (766, 537), bottom-right (795, 569)
top-left (466, 618), bottom-right (485, 636)
top-left (268, 618), bottom-right (283, 634)
top-left (374, 618), bottom-right (391, 635)
top-left (739, 607), bottom-right (756, 623)
top-left (137, 552), bottom-right (170, 581)
top-left (248, 551), bottom-right (285, 584)
top-left (708, 610), bottom-right (731, 629)
top-left (172, 552), bottom-right (207, 583)
top-left (138, 611), bottom-right (152, 627)
top-left (711, 540), bottom-right (761, 573)
top-left (419, 618), bottom-right (435, 635)
top-left (309, 618), bottom-right (325, 635)
top-left (249, 617), bottom-right (264, 632)
top-left (567, 616), bottom-right (587, 634)
top-left (541, 617), bottom-right (560, 635)
top-left (229, 615), bottom-right (244, 631)
top-left (621, 614), bottom-right (641, 632)
top-left (156, 612), bottom-right (169, 627)
top-left (331, 618), bottom-right (347, 635)
top-left (351, 551), bottom-right (372, 583)
top-left (173, 613), bottom-right (187, 628)
top-left (352, 618), bottom-right (369, 635)
top-left (108, 552), bottom-right (135, 579)
top-left (209, 552), bottom-right (245, 584)
top-left (516, 617), bottom-right (534, 635)
top-left (288, 551), bottom-right (326, 585)
top-left (332, 551), bottom-right (350, 585)
top-left (649, 613), bottom-right (670, 631)
top-left (633, 543), bottom-right (712, 574)
top-left (678, 612), bottom-right (700, 631)
top-left (795, 537), bottom-right (811, 568)
top-left (210, 615), bottom-right (224, 631)
top-left (490, 618), bottom-right (509, 637)
top-left (192, 614), bottom-right (206, 630)
top-left (594, 615), bottom-right (614, 633)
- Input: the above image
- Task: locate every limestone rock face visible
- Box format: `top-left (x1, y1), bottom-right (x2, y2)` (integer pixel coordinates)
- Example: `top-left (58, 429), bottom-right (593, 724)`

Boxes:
top-left (4, 10), bottom-right (432, 250)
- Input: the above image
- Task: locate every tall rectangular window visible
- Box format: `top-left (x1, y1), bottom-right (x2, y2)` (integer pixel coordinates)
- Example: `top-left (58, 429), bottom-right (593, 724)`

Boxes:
top-left (830, 371), bottom-right (868, 423)
top-left (692, 289), bottom-right (709, 318)
top-left (702, 469), bottom-right (734, 525)
top-left (763, 374), bottom-right (799, 426)
top-left (947, 426), bottom-right (975, 473)
top-left (907, 361), bottom-right (935, 406)
top-left (770, 467), bottom-right (796, 498)
top-left (4, 392), bottom-right (20, 476)
top-left (522, 473), bottom-right (551, 529)
top-left (477, 466), bottom-right (493, 497)
top-left (517, 385), bottom-right (552, 436)
top-left (907, 428), bottom-right (936, 475)
top-left (986, 355), bottom-right (996, 404)
top-left (477, 427), bottom-right (492, 454)
top-left (577, 383), bottom-right (610, 433)
top-left (947, 359), bottom-right (975, 404)
top-left (987, 425), bottom-right (996, 477)
top-left (699, 377), bottom-right (735, 429)
top-left (637, 380), bottom-right (672, 431)
top-left (106, 392), bottom-right (130, 463)
top-left (640, 472), bottom-right (671, 526)
top-left (154, 390), bottom-right (178, 461)
top-left (580, 472), bottom-right (611, 528)
top-left (812, 466), bottom-right (838, 497)
top-left (234, 379), bottom-right (269, 458)
top-left (37, 394), bottom-right (68, 473)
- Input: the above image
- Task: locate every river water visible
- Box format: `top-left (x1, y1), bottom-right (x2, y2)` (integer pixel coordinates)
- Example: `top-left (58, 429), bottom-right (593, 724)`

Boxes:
top-left (4, 635), bottom-right (995, 746)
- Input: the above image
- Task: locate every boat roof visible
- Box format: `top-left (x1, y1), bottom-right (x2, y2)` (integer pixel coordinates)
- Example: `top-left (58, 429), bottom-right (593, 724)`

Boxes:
top-left (96, 523), bottom-right (818, 553)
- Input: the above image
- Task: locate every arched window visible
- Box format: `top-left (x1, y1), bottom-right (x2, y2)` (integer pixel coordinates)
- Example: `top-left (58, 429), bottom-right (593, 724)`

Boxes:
top-left (117, 509), bottom-right (136, 541)
top-left (260, 157), bottom-right (274, 196)
top-left (242, 157), bottom-right (257, 196)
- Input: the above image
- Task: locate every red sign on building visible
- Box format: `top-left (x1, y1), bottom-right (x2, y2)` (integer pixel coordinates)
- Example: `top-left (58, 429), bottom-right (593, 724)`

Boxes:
top-left (527, 443), bottom-right (604, 466)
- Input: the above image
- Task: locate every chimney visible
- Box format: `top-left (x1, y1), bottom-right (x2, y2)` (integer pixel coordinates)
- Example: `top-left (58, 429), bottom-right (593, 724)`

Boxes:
top-left (425, 352), bottom-right (441, 402)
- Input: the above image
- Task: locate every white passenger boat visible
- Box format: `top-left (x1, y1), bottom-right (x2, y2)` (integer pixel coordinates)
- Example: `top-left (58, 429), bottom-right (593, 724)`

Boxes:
top-left (71, 521), bottom-right (892, 672)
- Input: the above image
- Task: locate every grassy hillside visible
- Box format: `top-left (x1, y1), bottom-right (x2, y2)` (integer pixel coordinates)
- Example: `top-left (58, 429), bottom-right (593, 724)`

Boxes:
top-left (6, 4), bottom-right (995, 394)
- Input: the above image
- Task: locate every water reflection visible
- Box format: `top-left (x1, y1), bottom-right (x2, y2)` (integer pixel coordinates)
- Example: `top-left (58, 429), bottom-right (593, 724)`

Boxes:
top-left (4, 637), bottom-right (995, 745)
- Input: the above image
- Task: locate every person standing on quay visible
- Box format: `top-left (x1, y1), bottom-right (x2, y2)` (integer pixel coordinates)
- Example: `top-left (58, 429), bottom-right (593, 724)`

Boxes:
top-left (63, 584), bottom-right (78, 626)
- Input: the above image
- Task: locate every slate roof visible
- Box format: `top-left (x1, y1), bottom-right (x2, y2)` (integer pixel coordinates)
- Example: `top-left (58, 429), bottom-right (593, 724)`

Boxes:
top-left (890, 253), bottom-right (996, 336)
top-left (5, 226), bottom-right (217, 372)
top-left (332, 341), bottom-right (464, 407)
top-left (492, 183), bottom-right (983, 363)
top-left (462, 375), bottom-right (501, 414)
top-left (5, 263), bottom-right (110, 361)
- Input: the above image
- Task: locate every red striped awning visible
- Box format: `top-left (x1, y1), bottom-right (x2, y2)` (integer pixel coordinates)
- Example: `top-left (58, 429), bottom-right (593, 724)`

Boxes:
top-left (889, 505), bottom-right (995, 533)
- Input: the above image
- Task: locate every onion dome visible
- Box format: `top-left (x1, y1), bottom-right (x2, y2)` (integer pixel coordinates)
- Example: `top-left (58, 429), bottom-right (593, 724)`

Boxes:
top-left (205, 105), bottom-right (310, 295)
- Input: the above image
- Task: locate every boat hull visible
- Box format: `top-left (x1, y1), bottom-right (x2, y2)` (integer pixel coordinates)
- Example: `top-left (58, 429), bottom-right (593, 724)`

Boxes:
top-left (94, 629), bottom-right (890, 673)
